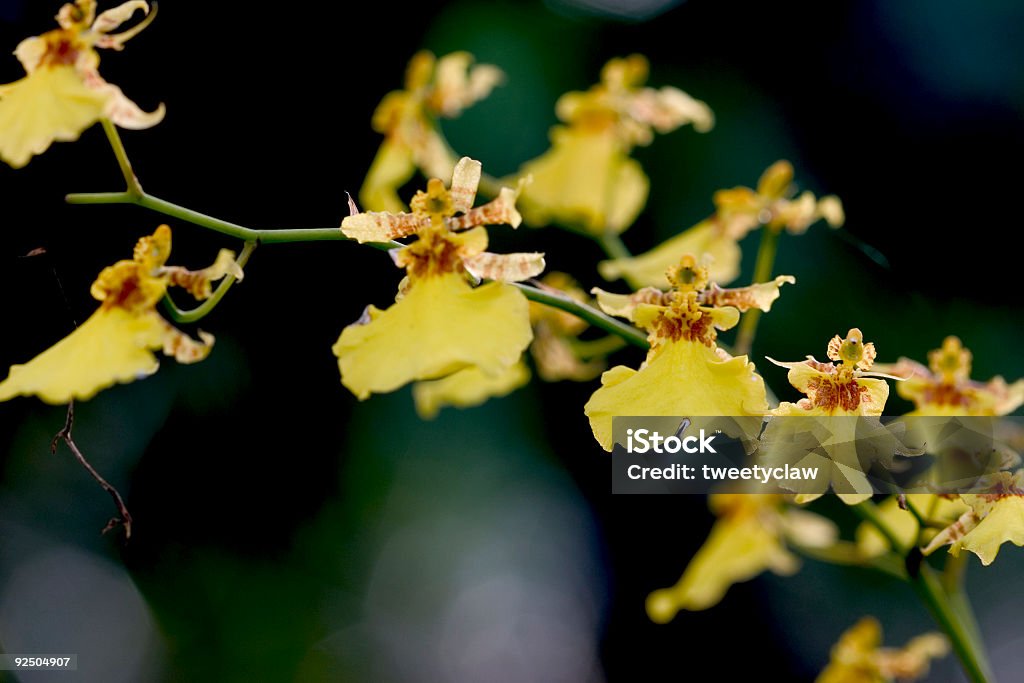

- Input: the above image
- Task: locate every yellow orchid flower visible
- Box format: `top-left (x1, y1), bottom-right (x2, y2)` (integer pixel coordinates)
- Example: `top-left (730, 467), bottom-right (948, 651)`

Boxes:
top-left (764, 329), bottom-right (902, 504)
top-left (854, 494), bottom-right (968, 558)
top-left (360, 51), bottom-right (503, 213)
top-left (923, 471), bottom-right (1024, 565)
top-left (816, 617), bottom-right (947, 683)
top-left (646, 494), bottom-right (836, 619)
top-left (0, 0), bottom-right (164, 168)
top-left (336, 157), bottom-right (543, 402)
top-left (411, 273), bottom-right (605, 419)
top-left (600, 160), bottom-right (844, 286)
top-left (584, 255), bottom-right (792, 450)
top-left (875, 336), bottom-right (1024, 416)
top-left (0, 226), bottom-right (241, 403)
top-left (513, 54), bottom-right (713, 236)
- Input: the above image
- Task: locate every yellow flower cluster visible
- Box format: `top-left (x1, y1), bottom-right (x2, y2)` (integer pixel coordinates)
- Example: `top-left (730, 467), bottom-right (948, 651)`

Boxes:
top-left (0, 0), bottom-right (164, 168)
top-left (601, 160), bottom-right (844, 286)
top-left (762, 329), bottom-right (902, 504)
top-left (646, 493), bottom-right (836, 620)
top-left (360, 51), bottom-right (504, 213)
top-left (862, 337), bottom-right (1024, 565)
top-left (585, 254), bottom-right (794, 450)
top-left (513, 54), bottom-right (713, 236)
top-left (0, 226), bottom-right (241, 403)
top-left (336, 157), bottom-right (543, 414)
top-left (876, 335), bottom-right (1024, 416)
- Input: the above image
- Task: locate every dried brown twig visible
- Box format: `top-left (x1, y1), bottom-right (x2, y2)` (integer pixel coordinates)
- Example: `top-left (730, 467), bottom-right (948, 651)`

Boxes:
top-left (50, 401), bottom-right (133, 539)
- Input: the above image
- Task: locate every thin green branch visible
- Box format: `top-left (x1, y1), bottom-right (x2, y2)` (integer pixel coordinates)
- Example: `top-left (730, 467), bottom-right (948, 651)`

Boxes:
top-left (78, 118), bottom-right (646, 352)
top-left (948, 581), bottom-right (989, 675)
top-left (67, 188), bottom-right (649, 347)
top-left (789, 539), bottom-right (906, 580)
top-left (851, 499), bottom-right (907, 554)
top-left (101, 119), bottom-right (142, 196)
top-left (65, 190), bottom-right (401, 251)
top-left (734, 226), bottom-right (780, 356)
top-left (514, 283), bottom-right (649, 349)
top-left (911, 563), bottom-right (993, 683)
top-left (853, 501), bottom-right (993, 683)
top-left (162, 241), bottom-right (257, 324)
top-left (942, 545), bottom-right (968, 593)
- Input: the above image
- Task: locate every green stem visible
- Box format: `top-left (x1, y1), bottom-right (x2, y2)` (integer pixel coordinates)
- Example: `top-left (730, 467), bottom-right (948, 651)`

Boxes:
top-left (942, 546), bottom-right (968, 593)
top-left (77, 126), bottom-right (652, 349)
top-left (789, 540), bottom-right (906, 580)
top-left (949, 588), bottom-right (988, 674)
top-left (852, 501), bottom-right (993, 683)
top-left (101, 119), bottom-right (142, 196)
top-left (68, 184), bottom-right (651, 346)
top-left (733, 226), bottom-right (780, 356)
top-left (852, 499), bottom-right (906, 554)
top-left (65, 191), bottom-right (400, 251)
top-left (162, 241), bottom-right (257, 323)
top-left (912, 564), bottom-right (994, 683)
top-left (513, 283), bottom-right (648, 349)
top-left (943, 553), bottom-right (987, 667)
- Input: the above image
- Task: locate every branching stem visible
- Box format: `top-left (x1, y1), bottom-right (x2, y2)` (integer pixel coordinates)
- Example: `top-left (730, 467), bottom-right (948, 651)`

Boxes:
top-left (68, 124), bottom-right (650, 347)
top-left (50, 402), bottom-right (133, 539)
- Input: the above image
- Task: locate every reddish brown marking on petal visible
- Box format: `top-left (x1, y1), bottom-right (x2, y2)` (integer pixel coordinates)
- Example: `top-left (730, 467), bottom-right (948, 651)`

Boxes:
top-left (806, 358), bottom-right (837, 374)
top-left (101, 276), bottom-right (139, 309)
top-left (649, 307), bottom-right (716, 347)
top-left (401, 230), bottom-right (467, 280)
top-left (164, 267), bottom-right (214, 300)
top-left (448, 186), bottom-right (476, 211)
top-left (699, 283), bottom-right (766, 312)
top-left (38, 31), bottom-right (84, 68)
top-left (633, 288), bottom-right (674, 307)
top-left (805, 375), bottom-right (866, 413)
top-left (447, 197), bottom-right (514, 230)
top-left (920, 382), bottom-right (972, 409)
top-left (978, 478), bottom-right (1024, 500)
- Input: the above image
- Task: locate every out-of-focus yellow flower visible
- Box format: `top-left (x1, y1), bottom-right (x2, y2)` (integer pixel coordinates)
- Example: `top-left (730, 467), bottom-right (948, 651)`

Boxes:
top-left (600, 160), bottom-right (844, 286)
top-left (924, 471), bottom-right (1024, 565)
top-left (529, 272), bottom-right (607, 382)
top-left (646, 494), bottom-right (836, 619)
top-left (855, 494), bottom-right (968, 558)
top-left (874, 336), bottom-right (1024, 416)
top-left (584, 255), bottom-right (792, 450)
top-left (412, 361), bottom-right (529, 420)
top-left (765, 329), bottom-right (900, 504)
top-left (336, 157), bottom-right (543, 403)
top-left (513, 54), bottom-right (713, 236)
top-left (816, 617), bottom-right (947, 683)
top-left (0, 226), bottom-right (241, 403)
top-left (0, 0), bottom-right (164, 168)
top-left (360, 51), bottom-right (503, 213)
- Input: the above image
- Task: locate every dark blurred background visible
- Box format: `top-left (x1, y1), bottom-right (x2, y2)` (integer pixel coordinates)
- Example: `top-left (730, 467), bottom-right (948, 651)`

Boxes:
top-left (2, 0), bottom-right (1023, 681)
